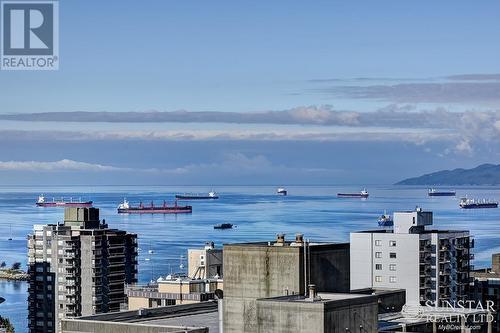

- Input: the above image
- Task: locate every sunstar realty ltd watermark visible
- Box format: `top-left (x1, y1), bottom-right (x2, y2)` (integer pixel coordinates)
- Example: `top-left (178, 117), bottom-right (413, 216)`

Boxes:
top-left (402, 300), bottom-right (496, 331)
top-left (1, 0), bottom-right (58, 70)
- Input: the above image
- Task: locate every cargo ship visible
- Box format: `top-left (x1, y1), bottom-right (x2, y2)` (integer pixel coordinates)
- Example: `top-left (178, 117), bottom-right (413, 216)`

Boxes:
top-left (117, 199), bottom-right (192, 214)
top-left (378, 212), bottom-right (393, 227)
top-left (277, 187), bottom-right (287, 196)
top-left (214, 223), bottom-right (233, 229)
top-left (428, 189), bottom-right (456, 197)
top-left (337, 189), bottom-right (369, 198)
top-left (36, 195), bottom-right (93, 207)
top-left (175, 191), bottom-right (219, 200)
top-left (459, 198), bottom-right (498, 209)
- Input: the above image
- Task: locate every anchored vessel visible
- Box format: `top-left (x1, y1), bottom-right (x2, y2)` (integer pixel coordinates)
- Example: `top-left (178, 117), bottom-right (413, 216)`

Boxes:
top-left (377, 212), bottom-right (393, 227)
top-left (175, 191), bottom-right (219, 200)
top-left (117, 199), bottom-right (192, 214)
top-left (36, 195), bottom-right (93, 207)
top-left (428, 188), bottom-right (456, 197)
top-left (337, 189), bottom-right (369, 198)
top-left (459, 198), bottom-right (498, 209)
top-left (213, 223), bottom-right (233, 229)
top-left (277, 187), bottom-right (287, 196)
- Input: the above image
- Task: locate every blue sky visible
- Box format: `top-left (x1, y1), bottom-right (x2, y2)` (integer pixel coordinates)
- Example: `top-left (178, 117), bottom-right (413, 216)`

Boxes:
top-left (0, 1), bottom-right (499, 184)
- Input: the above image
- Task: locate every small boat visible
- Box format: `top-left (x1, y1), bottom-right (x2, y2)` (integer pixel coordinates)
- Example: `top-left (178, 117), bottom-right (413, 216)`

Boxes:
top-left (117, 199), bottom-right (192, 214)
top-left (175, 191), bottom-right (219, 200)
top-left (214, 223), bottom-right (233, 229)
top-left (36, 195), bottom-right (93, 207)
top-left (378, 212), bottom-right (393, 227)
top-left (459, 198), bottom-right (498, 209)
top-left (428, 189), bottom-right (456, 197)
top-left (277, 188), bottom-right (287, 196)
top-left (337, 189), bottom-right (369, 198)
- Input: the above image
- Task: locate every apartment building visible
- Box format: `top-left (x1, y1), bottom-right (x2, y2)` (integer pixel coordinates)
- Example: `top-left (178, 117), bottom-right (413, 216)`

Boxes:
top-left (351, 207), bottom-right (473, 306)
top-left (188, 241), bottom-right (223, 279)
top-left (27, 207), bottom-right (137, 333)
top-left (470, 253), bottom-right (500, 332)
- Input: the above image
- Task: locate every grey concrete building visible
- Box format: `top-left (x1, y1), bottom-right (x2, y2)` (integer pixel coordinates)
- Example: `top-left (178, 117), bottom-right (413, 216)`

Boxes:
top-left (223, 233), bottom-right (350, 333)
top-left (351, 208), bottom-right (473, 307)
top-left (27, 207), bottom-right (138, 333)
top-left (60, 302), bottom-right (218, 333)
top-left (256, 287), bottom-right (378, 333)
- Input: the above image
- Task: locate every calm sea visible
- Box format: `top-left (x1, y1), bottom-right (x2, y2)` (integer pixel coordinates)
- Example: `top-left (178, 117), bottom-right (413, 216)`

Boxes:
top-left (1, 185), bottom-right (499, 333)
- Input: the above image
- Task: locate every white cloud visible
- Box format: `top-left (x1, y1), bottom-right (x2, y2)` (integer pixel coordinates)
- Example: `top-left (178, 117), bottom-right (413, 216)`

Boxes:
top-left (0, 159), bottom-right (127, 172)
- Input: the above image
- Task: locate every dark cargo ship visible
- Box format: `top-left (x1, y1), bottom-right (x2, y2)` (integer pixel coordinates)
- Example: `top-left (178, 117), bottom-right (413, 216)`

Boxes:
top-left (428, 189), bottom-right (456, 197)
top-left (36, 195), bottom-right (93, 207)
top-left (377, 212), bottom-right (393, 227)
top-left (337, 189), bottom-right (369, 198)
top-left (459, 198), bottom-right (498, 209)
top-left (117, 199), bottom-right (192, 214)
top-left (175, 191), bottom-right (219, 200)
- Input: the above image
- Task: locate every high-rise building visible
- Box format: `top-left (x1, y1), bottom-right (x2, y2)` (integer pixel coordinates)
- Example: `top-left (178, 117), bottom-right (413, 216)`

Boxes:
top-left (223, 233), bottom-right (350, 333)
top-left (27, 207), bottom-right (138, 333)
top-left (351, 207), bottom-right (473, 306)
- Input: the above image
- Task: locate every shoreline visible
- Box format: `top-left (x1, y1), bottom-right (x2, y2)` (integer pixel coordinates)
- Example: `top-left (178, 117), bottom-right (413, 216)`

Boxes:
top-left (0, 269), bottom-right (29, 281)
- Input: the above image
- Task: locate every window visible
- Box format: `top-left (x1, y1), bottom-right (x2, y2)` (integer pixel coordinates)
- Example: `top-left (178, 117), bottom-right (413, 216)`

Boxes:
top-left (389, 276), bottom-right (397, 283)
top-left (375, 252), bottom-right (382, 258)
top-left (389, 240), bottom-right (397, 247)
top-left (390, 252), bottom-right (397, 259)
top-left (375, 240), bottom-right (382, 246)
top-left (375, 276), bottom-right (382, 282)
top-left (375, 264), bottom-right (382, 270)
top-left (389, 264), bottom-right (396, 271)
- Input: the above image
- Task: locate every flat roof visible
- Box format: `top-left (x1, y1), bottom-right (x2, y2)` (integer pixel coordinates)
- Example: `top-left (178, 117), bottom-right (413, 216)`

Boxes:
top-left (355, 229), bottom-right (469, 234)
top-left (142, 310), bottom-right (219, 333)
top-left (224, 241), bottom-right (348, 248)
top-left (257, 292), bottom-right (377, 308)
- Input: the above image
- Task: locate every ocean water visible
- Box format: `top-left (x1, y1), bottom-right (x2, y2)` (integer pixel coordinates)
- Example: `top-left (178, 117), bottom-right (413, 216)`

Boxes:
top-left (0, 185), bottom-right (499, 333)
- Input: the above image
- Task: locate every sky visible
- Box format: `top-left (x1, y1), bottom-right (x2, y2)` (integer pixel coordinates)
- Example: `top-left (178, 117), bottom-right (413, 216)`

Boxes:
top-left (0, 0), bottom-right (499, 185)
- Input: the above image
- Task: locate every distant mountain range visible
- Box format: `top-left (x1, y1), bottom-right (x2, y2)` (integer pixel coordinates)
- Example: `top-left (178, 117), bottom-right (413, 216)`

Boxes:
top-left (396, 164), bottom-right (500, 185)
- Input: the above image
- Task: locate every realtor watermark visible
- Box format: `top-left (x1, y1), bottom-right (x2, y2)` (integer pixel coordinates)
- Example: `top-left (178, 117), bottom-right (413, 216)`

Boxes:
top-left (1, 0), bottom-right (58, 70)
top-left (402, 300), bottom-right (496, 331)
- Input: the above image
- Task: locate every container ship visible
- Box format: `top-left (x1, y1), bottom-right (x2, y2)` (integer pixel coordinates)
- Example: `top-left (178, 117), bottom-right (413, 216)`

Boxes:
top-left (428, 189), bottom-right (456, 197)
top-left (175, 191), bottom-right (219, 200)
top-left (337, 189), bottom-right (369, 198)
top-left (36, 195), bottom-right (93, 207)
top-left (117, 199), bottom-right (192, 214)
top-left (459, 198), bottom-right (498, 209)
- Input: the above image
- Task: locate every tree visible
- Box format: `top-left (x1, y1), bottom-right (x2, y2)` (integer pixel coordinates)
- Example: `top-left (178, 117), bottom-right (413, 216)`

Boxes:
top-left (10, 262), bottom-right (21, 271)
top-left (0, 316), bottom-right (15, 333)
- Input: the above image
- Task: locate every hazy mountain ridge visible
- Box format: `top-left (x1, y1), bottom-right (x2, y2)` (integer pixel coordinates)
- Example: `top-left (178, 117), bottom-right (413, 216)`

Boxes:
top-left (396, 163), bottom-right (500, 185)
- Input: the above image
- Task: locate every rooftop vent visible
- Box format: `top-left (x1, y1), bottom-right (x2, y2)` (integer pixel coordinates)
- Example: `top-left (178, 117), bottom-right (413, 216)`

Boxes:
top-left (290, 233), bottom-right (304, 247)
top-left (274, 233), bottom-right (285, 246)
top-left (307, 284), bottom-right (321, 302)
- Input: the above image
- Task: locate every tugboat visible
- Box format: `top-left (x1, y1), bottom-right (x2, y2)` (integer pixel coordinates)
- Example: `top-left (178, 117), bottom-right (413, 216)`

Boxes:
top-left (117, 199), bottom-right (192, 214)
top-left (36, 195), bottom-right (93, 207)
top-left (378, 212), bottom-right (393, 227)
top-left (428, 189), bottom-right (456, 197)
top-left (337, 189), bottom-right (369, 198)
top-left (213, 223), bottom-right (233, 229)
top-left (175, 191), bottom-right (219, 200)
top-left (277, 187), bottom-right (287, 196)
top-left (459, 198), bottom-right (498, 209)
